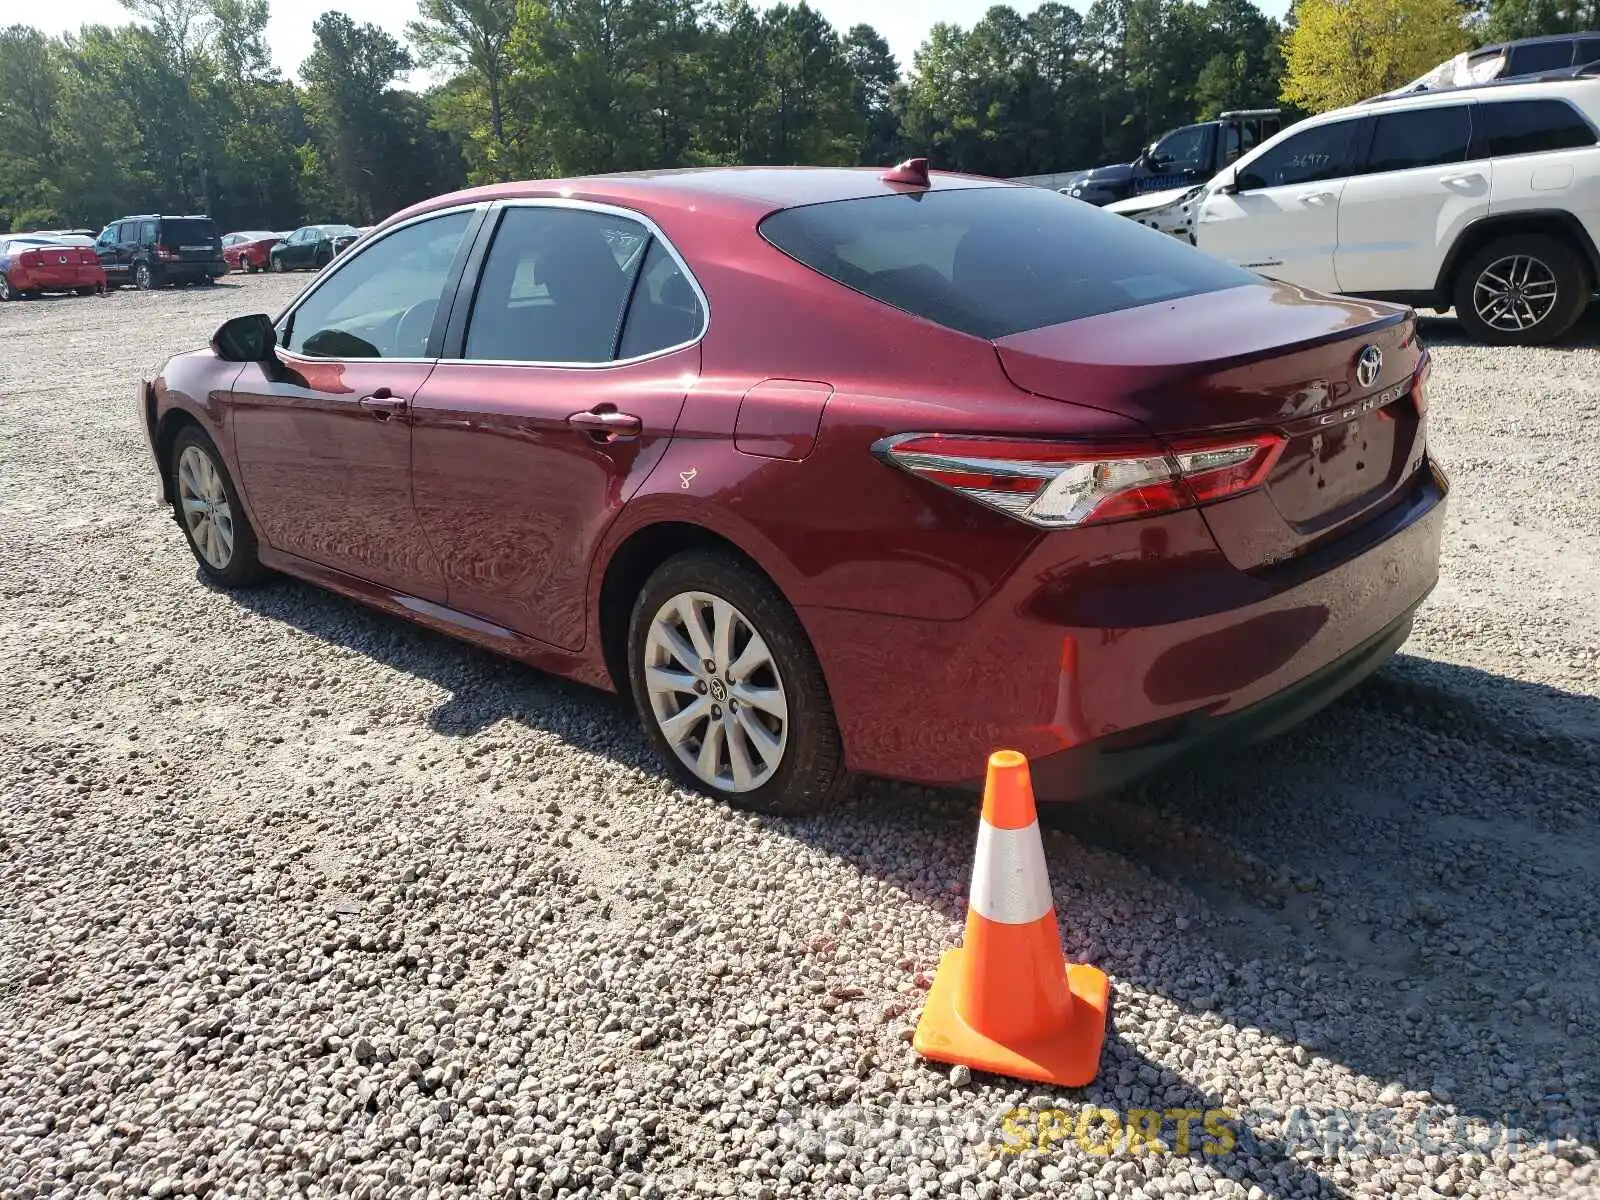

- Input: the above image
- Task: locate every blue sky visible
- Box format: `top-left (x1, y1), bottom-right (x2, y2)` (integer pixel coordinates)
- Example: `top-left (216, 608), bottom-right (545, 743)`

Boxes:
top-left (36, 0), bottom-right (1292, 83)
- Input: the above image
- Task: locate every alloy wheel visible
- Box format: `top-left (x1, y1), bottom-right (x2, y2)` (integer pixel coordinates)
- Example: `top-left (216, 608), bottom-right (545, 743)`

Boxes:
top-left (135, 263), bottom-right (152, 289)
top-left (1472, 254), bottom-right (1558, 333)
top-left (643, 591), bottom-right (789, 793)
top-left (177, 444), bottom-right (235, 571)
top-left (0, 273), bottom-right (11, 301)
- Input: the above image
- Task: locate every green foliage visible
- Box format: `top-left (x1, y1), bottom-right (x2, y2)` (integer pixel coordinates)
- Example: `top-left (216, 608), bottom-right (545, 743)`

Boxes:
top-left (1483, 0), bottom-right (1600, 40)
top-left (0, 0), bottom-right (1458, 235)
top-left (1282, 0), bottom-right (1472, 113)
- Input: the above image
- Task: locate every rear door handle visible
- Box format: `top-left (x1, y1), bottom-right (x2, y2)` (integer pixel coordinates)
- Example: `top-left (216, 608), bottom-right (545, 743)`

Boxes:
top-left (568, 408), bottom-right (643, 441)
top-left (359, 387), bottom-right (408, 419)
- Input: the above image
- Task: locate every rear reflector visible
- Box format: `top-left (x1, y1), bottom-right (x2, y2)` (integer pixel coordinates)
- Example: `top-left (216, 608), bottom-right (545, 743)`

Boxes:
top-left (874, 431), bottom-right (1285, 529)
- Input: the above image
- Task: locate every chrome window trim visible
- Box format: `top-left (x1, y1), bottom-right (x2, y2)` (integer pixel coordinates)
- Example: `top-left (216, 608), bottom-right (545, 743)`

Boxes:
top-left (446, 196), bottom-right (711, 371)
top-left (271, 202), bottom-right (486, 339)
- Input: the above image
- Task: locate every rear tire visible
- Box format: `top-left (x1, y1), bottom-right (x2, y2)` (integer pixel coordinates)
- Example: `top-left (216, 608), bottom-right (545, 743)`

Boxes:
top-left (1452, 233), bottom-right (1586, 346)
top-left (169, 425), bottom-right (270, 589)
top-left (133, 262), bottom-right (154, 290)
top-left (627, 551), bottom-right (849, 816)
top-left (271, 256), bottom-right (285, 273)
top-left (0, 273), bottom-right (13, 301)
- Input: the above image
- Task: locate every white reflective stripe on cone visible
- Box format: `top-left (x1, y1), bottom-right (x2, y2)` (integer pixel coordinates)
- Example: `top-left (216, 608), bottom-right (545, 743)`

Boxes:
top-left (968, 820), bottom-right (1055, 925)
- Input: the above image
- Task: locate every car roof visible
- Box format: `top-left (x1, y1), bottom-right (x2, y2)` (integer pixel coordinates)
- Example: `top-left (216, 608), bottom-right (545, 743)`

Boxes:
top-left (1482, 30), bottom-right (1599, 52)
top-left (1304, 74), bottom-right (1600, 122)
top-left (390, 166), bottom-right (1013, 227)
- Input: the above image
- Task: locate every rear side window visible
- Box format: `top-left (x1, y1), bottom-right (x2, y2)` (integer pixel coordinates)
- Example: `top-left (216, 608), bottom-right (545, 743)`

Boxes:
top-left (1477, 99), bottom-right (1597, 157)
top-left (1506, 39), bottom-right (1575, 77)
top-left (1364, 106), bottom-right (1472, 173)
top-left (618, 239), bottom-right (704, 359)
top-left (760, 187), bottom-right (1254, 340)
top-left (161, 217), bottom-right (218, 245)
top-left (1579, 38), bottom-right (1600, 66)
top-left (1236, 120), bottom-right (1358, 190)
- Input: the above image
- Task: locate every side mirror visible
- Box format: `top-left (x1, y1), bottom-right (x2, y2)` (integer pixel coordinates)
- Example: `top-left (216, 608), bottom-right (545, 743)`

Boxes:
top-left (1211, 170), bottom-right (1239, 197)
top-left (212, 313), bottom-right (276, 362)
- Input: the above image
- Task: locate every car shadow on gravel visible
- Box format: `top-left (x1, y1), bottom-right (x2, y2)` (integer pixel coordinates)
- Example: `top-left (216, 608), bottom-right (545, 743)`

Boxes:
top-left (225, 576), bottom-right (1599, 1180)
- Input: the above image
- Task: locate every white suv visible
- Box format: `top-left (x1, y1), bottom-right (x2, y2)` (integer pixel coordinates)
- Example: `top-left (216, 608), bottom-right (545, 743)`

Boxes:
top-left (1194, 78), bottom-right (1600, 344)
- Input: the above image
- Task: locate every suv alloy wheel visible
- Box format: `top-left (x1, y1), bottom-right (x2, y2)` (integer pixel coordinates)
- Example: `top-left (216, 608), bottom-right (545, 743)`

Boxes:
top-left (1452, 233), bottom-right (1586, 346)
top-left (134, 261), bottom-right (154, 290)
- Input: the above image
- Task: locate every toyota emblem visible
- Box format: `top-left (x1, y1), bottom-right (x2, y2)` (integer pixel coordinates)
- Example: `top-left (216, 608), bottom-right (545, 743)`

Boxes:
top-left (1355, 344), bottom-right (1383, 389)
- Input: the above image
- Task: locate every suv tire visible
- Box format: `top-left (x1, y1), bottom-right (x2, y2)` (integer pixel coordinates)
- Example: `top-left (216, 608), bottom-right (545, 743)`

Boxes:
top-left (627, 550), bottom-right (849, 816)
top-left (1452, 233), bottom-right (1587, 346)
top-left (133, 261), bottom-right (155, 290)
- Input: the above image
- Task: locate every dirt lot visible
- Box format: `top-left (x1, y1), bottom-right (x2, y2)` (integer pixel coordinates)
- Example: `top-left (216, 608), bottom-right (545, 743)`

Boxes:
top-left (1, 276), bottom-right (1597, 1200)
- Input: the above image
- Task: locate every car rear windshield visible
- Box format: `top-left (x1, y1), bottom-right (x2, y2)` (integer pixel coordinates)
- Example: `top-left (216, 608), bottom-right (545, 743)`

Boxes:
top-left (161, 218), bottom-right (218, 243)
top-left (759, 186), bottom-right (1255, 339)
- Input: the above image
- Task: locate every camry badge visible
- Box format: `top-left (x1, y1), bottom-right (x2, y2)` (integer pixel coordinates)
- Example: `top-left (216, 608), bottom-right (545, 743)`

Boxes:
top-left (1356, 344), bottom-right (1383, 389)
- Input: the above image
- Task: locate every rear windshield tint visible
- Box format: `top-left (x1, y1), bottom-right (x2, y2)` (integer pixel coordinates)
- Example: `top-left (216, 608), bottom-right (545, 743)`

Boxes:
top-left (759, 186), bottom-right (1254, 339)
top-left (161, 217), bottom-right (219, 243)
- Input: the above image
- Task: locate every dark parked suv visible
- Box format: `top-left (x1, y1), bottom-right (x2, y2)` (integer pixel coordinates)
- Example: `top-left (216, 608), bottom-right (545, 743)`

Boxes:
top-left (94, 215), bottom-right (227, 289)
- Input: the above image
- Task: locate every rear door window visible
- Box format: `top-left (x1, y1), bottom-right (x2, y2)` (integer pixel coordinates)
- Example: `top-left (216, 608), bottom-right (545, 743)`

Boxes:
top-left (1476, 99), bottom-right (1597, 157)
top-left (460, 206), bottom-right (654, 363)
top-left (1579, 38), bottom-right (1600, 65)
top-left (759, 186), bottom-right (1254, 339)
top-left (1362, 106), bottom-right (1472, 173)
top-left (118, 223), bottom-right (141, 245)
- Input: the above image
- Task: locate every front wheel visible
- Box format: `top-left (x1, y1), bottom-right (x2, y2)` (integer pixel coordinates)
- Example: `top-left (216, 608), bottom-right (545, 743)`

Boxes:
top-left (169, 426), bottom-right (270, 588)
top-left (1452, 233), bottom-right (1586, 346)
top-left (271, 256), bottom-right (285, 273)
top-left (628, 551), bottom-right (848, 816)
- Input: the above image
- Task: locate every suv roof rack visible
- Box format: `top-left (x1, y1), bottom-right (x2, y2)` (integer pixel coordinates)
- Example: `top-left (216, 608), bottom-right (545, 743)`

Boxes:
top-left (1365, 64), bottom-right (1600, 104)
top-left (1217, 108), bottom-right (1281, 119)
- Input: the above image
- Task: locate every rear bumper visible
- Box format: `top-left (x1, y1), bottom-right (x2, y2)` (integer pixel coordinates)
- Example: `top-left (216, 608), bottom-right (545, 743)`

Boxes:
top-left (1023, 602), bottom-right (1418, 800)
top-left (10, 265), bottom-right (104, 291)
top-left (158, 260), bottom-right (227, 281)
top-left (801, 461), bottom-right (1447, 793)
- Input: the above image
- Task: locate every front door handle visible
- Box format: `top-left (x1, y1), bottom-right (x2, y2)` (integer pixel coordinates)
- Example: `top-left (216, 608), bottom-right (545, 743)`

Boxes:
top-left (359, 388), bottom-right (408, 419)
top-left (568, 407), bottom-right (643, 442)
top-left (1296, 190), bottom-right (1334, 205)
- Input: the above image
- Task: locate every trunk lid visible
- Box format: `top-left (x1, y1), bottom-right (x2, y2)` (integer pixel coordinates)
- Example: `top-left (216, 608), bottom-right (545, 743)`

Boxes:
top-left (992, 280), bottom-right (1426, 570)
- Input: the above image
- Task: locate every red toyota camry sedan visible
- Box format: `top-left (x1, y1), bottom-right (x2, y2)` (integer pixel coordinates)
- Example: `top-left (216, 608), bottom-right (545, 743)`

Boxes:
top-left (137, 165), bottom-right (1445, 814)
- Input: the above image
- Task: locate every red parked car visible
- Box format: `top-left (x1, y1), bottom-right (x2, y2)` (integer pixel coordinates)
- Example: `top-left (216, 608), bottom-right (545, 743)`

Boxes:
top-left (222, 231), bottom-right (284, 273)
top-left (0, 233), bottom-right (106, 300)
top-left (137, 166), bottom-right (1446, 814)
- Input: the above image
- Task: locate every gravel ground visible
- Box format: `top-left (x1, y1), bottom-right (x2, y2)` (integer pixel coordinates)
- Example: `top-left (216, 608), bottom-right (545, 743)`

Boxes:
top-left (1, 277), bottom-right (1597, 1200)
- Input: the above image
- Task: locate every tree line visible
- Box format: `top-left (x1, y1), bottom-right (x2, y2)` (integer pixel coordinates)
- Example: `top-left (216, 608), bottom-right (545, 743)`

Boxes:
top-left (0, 0), bottom-right (1590, 233)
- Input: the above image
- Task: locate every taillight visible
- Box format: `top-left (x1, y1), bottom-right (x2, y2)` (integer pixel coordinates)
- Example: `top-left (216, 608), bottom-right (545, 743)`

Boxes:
top-left (156, 245), bottom-right (176, 261)
top-left (20, 250), bottom-right (42, 266)
top-left (873, 431), bottom-right (1285, 529)
top-left (1412, 350), bottom-right (1431, 416)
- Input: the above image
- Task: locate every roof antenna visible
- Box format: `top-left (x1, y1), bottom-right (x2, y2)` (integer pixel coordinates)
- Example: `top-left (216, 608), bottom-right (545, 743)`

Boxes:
top-left (881, 157), bottom-right (931, 187)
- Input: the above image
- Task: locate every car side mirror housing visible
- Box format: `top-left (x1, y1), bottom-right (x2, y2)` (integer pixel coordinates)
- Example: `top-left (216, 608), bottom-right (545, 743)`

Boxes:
top-left (212, 313), bottom-right (277, 362)
top-left (1211, 170), bottom-right (1239, 196)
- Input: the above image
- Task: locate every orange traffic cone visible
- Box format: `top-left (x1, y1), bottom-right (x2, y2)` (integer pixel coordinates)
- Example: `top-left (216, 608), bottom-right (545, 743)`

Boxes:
top-left (913, 750), bottom-right (1110, 1086)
